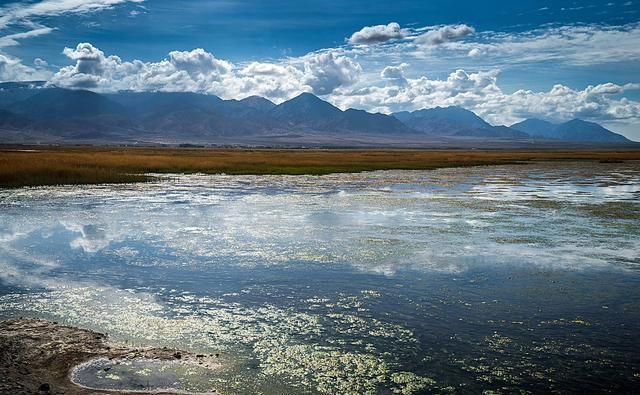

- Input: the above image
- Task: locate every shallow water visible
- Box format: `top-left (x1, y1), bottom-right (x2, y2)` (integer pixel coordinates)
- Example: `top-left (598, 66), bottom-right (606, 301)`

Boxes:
top-left (72, 358), bottom-right (220, 393)
top-left (1, 161), bottom-right (639, 394)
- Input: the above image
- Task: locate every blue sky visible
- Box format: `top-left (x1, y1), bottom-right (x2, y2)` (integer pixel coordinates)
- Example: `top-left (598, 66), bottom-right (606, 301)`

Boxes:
top-left (0, 0), bottom-right (639, 138)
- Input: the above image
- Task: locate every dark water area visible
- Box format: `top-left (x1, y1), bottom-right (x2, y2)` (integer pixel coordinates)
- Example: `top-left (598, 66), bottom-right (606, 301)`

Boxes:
top-left (1, 162), bottom-right (639, 393)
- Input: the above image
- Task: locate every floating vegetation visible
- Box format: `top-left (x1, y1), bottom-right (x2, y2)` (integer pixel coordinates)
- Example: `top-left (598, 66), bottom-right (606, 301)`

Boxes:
top-left (254, 341), bottom-right (390, 394)
top-left (390, 372), bottom-right (436, 395)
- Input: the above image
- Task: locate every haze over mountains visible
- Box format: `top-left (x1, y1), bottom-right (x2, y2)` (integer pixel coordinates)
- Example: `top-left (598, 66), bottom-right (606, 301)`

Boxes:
top-left (0, 81), bottom-right (634, 147)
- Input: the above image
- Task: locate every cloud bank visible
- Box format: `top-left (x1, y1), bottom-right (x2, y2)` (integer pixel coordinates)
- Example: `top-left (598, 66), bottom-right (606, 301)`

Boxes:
top-left (330, 69), bottom-right (640, 126)
top-left (49, 43), bottom-right (362, 100)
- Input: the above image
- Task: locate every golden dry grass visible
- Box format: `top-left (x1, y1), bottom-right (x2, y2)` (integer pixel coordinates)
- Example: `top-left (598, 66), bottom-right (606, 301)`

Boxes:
top-left (1, 147), bottom-right (639, 188)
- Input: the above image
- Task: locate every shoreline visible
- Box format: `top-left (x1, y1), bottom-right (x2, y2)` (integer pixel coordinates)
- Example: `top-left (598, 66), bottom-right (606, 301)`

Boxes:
top-left (0, 318), bottom-right (220, 395)
top-left (2, 147), bottom-right (640, 188)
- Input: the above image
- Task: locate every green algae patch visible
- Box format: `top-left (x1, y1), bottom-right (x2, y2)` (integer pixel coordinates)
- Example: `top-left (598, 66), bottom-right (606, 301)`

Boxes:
top-left (390, 372), bottom-right (437, 394)
top-left (254, 341), bottom-right (390, 394)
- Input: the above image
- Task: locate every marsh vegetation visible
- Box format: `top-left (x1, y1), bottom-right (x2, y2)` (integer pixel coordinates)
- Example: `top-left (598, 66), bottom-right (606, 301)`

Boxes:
top-left (1, 147), bottom-right (639, 187)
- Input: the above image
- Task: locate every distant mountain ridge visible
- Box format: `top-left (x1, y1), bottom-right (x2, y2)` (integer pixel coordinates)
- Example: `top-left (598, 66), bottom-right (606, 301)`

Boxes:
top-left (0, 84), bottom-right (634, 146)
top-left (270, 93), bottom-right (412, 135)
top-left (11, 88), bottom-right (128, 120)
top-left (0, 81), bottom-right (47, 108)
top-left (393, 107), bottom-right (528, 139)
top-left (0, 88), bottom-right (415, 142)
top-left (511, 118), bottom-right (630, 143)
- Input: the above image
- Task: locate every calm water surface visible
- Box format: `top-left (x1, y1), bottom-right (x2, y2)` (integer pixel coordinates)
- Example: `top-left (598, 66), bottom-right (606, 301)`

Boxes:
top-left (1, 162), bottom-right (639, 394)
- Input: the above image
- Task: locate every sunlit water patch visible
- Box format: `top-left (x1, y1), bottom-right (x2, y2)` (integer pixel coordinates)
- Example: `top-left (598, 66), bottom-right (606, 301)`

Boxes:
top-left (1, 161), bottom-right (640, 393)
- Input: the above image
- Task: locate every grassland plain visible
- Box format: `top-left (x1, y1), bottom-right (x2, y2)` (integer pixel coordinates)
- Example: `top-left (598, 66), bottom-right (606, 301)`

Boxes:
top-left (1, 147), bottom-right (639, 188)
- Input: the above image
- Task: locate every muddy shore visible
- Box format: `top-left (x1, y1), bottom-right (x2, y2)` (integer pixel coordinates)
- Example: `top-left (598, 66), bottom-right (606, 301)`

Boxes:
top-left (0, 318), bottom-right (221, 394)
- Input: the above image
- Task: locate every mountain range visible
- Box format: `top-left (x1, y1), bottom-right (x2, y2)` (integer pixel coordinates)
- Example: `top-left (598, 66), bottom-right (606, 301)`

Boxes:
top-left (510, 118), bottom-right (630, 143)
top-left (0, 81), bottom-right (634, 147)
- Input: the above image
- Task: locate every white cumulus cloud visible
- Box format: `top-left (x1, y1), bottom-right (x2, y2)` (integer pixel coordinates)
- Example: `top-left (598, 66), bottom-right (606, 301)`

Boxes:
top-left (415, 24), bottom-right (475, 46)
top-left (380, 63), bottom-right (408, 86)
top-left (301, 51), bottom-right (362, 95)
top-left (167, 48), bottom-right (233, 79)
top-left (347, 22), bottom-right (405, 45)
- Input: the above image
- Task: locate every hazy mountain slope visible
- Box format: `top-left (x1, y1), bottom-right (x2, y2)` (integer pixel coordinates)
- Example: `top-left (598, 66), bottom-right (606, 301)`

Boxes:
top-left (107, 91), bottom-right (282, 136)
top-left (0, 81), bottom-right (47, 108)
top-left (4, 88), bottom-right (139, 141)
top-left (216, 97), bottom-right (282, 133)
top-left (238, 95), bottom-right (276, 112)
top-left (554, 119), bottom-right (630, 142)
top-left (333, 109), bottom-right (414, 135)
top-left (270, 92), bottom-right (344, 128)
top-left (106, 91), bottom-right (224, 118)
top-left (10, 88), bottom-right (128, 120)
top-left (394, 107), bottom-right (491, 134)
top-left (140, 107), bottom-right (262, 138)
top-left (0, 109), bottom-right (32, 129)
top-left (510, 118), bottom-right (558, 139)
top-left (454, 125), bottom-right (528, 139)
top-left (271, 93), bottom-right (413, 135)
top-left (394, 106), bottom-right (527, 138)
top-left (512, 118), bottom-right (630, 142)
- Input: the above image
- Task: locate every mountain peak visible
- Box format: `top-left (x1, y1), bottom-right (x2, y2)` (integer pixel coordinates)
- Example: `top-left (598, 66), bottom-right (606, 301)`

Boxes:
top-left (272, 92), bottom-right (342, 124)
top-left (241, 95), bottom-right (274, 103)
top-left (239, 95), bottom-right (275, 111)
top-left (293, 91), bottom-right (321, 100)
top-left (283, 92), bottom-right (334, 107)
top-left (513, 118), bottom-right (555, 125)
top-left (394, 105), bottom-right (491, 135)
top-left (511, 118), bottom-right (558, 138)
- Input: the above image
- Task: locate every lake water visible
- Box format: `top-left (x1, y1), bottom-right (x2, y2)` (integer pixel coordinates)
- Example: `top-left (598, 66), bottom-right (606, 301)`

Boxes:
top-left (1, 162), bottom-right (639, 394)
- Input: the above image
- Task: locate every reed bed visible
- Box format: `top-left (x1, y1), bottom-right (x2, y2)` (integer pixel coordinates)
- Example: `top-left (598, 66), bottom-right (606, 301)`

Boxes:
top-left (1, 147), bottom-right (638, 188)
